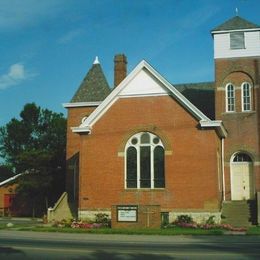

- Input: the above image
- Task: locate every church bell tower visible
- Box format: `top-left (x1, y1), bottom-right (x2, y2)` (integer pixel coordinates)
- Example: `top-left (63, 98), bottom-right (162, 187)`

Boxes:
top-left (212, 16), bottom-right (260, 201)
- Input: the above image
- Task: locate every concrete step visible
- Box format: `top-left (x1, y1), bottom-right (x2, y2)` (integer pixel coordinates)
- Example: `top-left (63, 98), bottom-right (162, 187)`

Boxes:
top-left (221, 200), bottom-right (253, 227)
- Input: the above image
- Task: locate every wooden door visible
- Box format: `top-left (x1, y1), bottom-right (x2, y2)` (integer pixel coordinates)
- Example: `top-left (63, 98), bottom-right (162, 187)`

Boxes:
top-left (231, 163), bottom-right (253, 200)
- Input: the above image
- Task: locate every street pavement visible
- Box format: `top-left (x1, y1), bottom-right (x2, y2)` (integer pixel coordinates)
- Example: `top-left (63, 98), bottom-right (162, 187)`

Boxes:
top-left (0, 230), bottom-right (260, 259)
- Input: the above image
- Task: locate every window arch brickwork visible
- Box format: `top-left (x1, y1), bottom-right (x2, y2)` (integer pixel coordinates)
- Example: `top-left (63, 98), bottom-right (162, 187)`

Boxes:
top-left (117, 125), bottom-right (172, 154)
top-left (221, 71), bottom-right (254, 114)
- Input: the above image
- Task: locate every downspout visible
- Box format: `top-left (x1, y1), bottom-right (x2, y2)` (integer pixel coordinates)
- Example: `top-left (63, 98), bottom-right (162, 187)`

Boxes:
top-left (221, 138), bottom-right (226, 201)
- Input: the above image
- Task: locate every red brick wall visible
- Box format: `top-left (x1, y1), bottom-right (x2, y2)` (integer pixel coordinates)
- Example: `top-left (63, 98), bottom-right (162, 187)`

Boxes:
top-left (66, 106), bottom-right (97, 202)
top-left (215, 57), bottom-right (260, 198)
top-left (77, 96), bottom-right (221, 212)
top-left (66, 107), bottom-right (96, 160)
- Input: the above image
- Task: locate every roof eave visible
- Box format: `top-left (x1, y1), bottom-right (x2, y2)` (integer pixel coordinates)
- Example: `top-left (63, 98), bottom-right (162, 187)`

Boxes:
top-left (211, 27), bottom-right (260, 34)
top-left (200, 120), bottom-right (227, 138)
top-left (0, 173), bottom-right (25, 187)
top-left (63, 101), bottom-right (102, 108)
top-left (71, 126), bottom-right (91, 134)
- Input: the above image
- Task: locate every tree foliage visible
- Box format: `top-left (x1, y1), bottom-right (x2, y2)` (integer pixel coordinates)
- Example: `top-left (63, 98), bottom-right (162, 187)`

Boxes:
top-left (0, 103), bottom-right (67, 216)
top-left (0, 164), bottom-right (15, 182)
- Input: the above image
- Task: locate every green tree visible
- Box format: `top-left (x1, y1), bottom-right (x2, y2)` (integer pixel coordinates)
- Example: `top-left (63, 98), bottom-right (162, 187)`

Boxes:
top-left (0, 103), bottom-right (66, 216)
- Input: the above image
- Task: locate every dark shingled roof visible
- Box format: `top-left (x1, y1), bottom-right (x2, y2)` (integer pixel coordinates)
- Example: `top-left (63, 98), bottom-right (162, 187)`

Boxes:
top-left (71, 63), bottom-right (111, 102)
top-left (174, 82), bottom-right (215, 119)
top-left (212, 16), bottom-right (259, 32)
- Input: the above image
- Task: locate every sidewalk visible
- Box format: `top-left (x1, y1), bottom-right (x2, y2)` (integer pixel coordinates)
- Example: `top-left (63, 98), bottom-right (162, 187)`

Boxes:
top-left (0, 217), bottom-right (42, 225)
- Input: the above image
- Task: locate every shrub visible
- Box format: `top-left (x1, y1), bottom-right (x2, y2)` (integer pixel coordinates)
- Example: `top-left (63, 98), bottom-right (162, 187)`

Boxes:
top-left (95, 213), bottom-right (111, 227)
top-left (175, 215), bottom-right (194, 224)
top-left (52, 219), bottom-right (72, 228)
top-left (205, 216), bottom-right (216, 225)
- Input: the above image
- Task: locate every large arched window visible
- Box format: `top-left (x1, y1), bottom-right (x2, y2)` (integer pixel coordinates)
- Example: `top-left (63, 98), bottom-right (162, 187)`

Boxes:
top-left (241, 82), bottom-right (252, 112)
top-left (125, 132), bottom-right (165, 189)
top-left (226, 83), bottom-right (235, 112)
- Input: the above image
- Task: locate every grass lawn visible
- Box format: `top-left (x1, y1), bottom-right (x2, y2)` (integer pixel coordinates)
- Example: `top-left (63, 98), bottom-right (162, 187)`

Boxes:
top-left (2, 222), bottom-right (260, 235)
top-left (3, 225), bottom-right (224, 235)
top-left (247, 226), bottom-right (260, 235)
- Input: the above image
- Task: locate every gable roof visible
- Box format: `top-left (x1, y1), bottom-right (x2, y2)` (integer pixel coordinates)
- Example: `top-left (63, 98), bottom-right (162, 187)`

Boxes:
top-left (175, 82), bottom-right (215, 119)
top-left (0, 173), bottom-right (22, 187)
top-left (212, 16), bottom-right (259, 33)
top-left (72, 60), bottom-right (226, 137)
top-left (70, 61), bottom-right (111, 103)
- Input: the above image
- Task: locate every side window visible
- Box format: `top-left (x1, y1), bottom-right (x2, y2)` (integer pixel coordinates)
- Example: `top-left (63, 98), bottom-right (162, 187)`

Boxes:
top-left (125, 132), bottom-right (165, 189)
top-left (241, 82), bottom-right (252, 112)
top-left (230, 32), bottom-right (245, 49)
top-left (226, 83), bottom-right (235, 112)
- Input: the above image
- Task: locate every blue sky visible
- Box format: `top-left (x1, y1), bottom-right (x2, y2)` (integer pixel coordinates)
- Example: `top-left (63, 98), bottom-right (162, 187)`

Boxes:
top-left (0, 0), bottom-right (259, 126)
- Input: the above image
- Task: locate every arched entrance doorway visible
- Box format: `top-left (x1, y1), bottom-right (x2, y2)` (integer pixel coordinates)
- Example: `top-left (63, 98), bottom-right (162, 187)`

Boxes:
top-left (231, 153), bottom-right (254, 200)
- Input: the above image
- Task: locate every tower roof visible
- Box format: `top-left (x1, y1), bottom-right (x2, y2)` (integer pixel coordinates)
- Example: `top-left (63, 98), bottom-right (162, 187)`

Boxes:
top-left (212, 16), bottom-right (259, 32)
top-left (71, 58), bottom-right (111, 103)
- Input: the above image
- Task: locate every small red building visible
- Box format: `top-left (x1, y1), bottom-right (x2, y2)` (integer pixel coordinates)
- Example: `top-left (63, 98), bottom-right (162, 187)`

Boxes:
top-left (0, 177), bottom-right (18, 216)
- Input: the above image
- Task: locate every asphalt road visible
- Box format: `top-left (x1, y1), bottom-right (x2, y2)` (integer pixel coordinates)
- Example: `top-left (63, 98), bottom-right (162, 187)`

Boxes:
top-left (0, 230), bottom-right (260, 259)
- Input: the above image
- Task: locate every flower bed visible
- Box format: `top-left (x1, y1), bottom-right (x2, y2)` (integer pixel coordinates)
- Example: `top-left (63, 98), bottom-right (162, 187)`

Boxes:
top-left (51, 213), bottom-right (111, 229)
top-left (71, 221), bottom-right (104, 229)
top-left (172, 222), bottom-right (247, 232)
top-left (167, 215), bottom-right (247, 232)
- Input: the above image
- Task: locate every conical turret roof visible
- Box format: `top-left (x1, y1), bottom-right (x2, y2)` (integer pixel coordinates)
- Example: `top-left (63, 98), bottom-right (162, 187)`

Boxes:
top-left (71, 58), bottom-right (111, 102)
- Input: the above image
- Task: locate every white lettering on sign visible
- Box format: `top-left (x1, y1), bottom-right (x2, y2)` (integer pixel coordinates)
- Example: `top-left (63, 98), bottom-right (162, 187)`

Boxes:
top-left (117, 205), bottom-right (138, 222)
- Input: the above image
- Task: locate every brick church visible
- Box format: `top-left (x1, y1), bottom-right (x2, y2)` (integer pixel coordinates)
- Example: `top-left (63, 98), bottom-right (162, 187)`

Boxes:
top-left (63, 15), bottom-right (260, 227)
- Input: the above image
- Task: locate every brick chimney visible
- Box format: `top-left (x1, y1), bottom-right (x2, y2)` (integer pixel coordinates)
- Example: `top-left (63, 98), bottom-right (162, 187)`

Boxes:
top-left (114, 54), bottom-right (127, 87)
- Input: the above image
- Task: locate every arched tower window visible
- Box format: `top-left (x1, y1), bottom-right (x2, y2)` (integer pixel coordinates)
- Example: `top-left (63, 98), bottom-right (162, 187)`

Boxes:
top-left (241, 82), bottom-right (252, 112)
top-left (226, 83), bottom-right (235, 112)
top-left (125, 132), bottom-right (165, 189)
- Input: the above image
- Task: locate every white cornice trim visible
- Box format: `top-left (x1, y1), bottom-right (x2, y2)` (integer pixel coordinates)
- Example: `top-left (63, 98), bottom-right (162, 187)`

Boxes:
top-left (212, 28), bottom-right (260, 34)
top-left (63, 102), bottom-right (102, 108)
top-left (71, 126), bottom-right (91, 133)
top-left (200, 120), bottom-right (227, 138)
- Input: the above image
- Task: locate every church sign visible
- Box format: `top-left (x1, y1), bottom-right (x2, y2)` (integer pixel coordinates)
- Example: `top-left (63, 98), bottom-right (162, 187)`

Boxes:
top-left (117, 205), bottom-right (138, 222)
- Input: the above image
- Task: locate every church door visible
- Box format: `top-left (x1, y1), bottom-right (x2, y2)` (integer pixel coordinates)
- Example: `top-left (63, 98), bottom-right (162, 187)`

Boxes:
top-left (231, 153), bottom-right (254, 200)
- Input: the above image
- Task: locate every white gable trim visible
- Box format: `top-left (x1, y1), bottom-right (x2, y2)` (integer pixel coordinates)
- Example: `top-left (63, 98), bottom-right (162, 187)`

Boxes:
top-left (72, 60), bottom-right (226, 137)
top-left (0, 172), bottom-right (28, 187)
top-left (119, 93), bottom-right (169, 98)
top-left (63, 101), bottom-right (102, 108)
